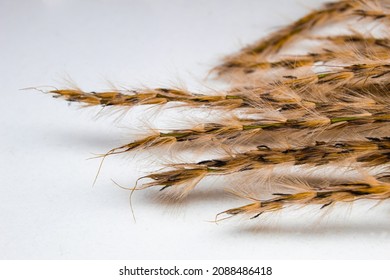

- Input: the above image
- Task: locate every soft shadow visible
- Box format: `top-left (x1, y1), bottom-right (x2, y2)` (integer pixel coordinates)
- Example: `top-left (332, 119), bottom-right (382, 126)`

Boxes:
top-left (46, 128), bottom-right (124, 151)
top-left (226, 216), bottom-right (390, 236)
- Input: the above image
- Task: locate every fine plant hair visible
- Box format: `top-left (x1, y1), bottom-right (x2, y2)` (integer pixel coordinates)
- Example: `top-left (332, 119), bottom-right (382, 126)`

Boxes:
top-left (40, 0), bottom-right (390, 223)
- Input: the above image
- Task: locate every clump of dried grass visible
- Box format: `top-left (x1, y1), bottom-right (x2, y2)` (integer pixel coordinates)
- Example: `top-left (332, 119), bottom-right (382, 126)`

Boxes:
top-left (41, 0), bottom-right (390, 222)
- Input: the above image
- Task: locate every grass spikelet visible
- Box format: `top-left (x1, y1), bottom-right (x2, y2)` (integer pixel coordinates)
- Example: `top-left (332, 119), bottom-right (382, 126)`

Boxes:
top-left (104, 110), bottom-right (390, 154)
top-left (219, 175), bottom-right (390, 219)
top-left (48, 87), bottom-right (250, 110)
top-left (140, 138), bottom-right (390, 195)
top-left (216, 1), bottom-right (356, 63)
top-left (314, 33), bottom-right (390, 50)
top-left (213, 35), bottom-right (390, 76)
top-left (214, 0), bottom-right (390, 78)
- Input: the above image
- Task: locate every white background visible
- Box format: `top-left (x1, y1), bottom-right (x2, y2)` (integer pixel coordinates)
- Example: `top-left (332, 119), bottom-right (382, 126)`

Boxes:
top-left (1, 0), bottom-right (390, 259)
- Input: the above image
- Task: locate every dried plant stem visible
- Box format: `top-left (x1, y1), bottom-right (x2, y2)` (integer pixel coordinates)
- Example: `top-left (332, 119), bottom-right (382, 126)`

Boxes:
top-left (105, 111), bottom-right (390, 154)
top-left (47, 61), bottom-right (390, 112)
top-left (314, 34), bottom-right (390, 49)
top-left (219, 177), bottom-right (390, 219)
top-left (215, 38), bottom-right (390, 74)
top-left (141, 138), bottom-right (390, 192)
top-left (215, 0), bottom-right (390, 76)
top-left (48, 88), bottom-right (255, 110)
top-left (218, 1), bottom-right (354, 58)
